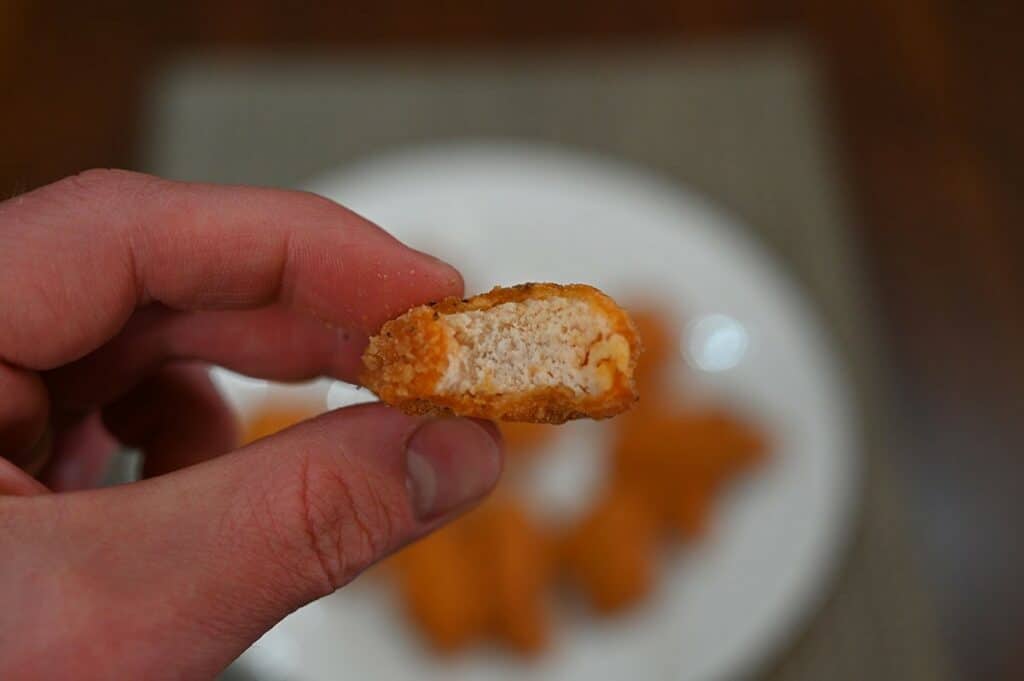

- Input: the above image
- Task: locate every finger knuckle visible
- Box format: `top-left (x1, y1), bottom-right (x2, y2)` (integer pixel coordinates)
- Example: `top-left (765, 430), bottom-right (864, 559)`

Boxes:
top-left (40, 170), bottom-right (172, 228)
top-left (58, 168), bottom-right (165, 203)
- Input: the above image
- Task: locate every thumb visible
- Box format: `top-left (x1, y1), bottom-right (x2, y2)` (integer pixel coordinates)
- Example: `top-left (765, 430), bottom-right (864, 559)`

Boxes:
top-left (5, 404), bottom-right (502, 680)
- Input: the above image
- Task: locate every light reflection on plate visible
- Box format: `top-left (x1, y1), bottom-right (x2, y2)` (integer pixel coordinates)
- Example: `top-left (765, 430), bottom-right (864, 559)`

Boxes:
top-left (685, 314), bottom-right (751, 373)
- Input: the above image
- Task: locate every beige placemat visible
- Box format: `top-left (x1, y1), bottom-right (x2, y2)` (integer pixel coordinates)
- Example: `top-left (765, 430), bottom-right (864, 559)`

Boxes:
top-left (145, 39), bottom-right (951, 681)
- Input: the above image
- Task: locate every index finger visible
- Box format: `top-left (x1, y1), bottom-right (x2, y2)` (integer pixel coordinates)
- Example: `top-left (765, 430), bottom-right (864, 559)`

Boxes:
top-left (0, 169), bottom-right (462, 371)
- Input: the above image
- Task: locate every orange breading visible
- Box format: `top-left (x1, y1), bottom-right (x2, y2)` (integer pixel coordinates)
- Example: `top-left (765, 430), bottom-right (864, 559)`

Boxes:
top-left (559, 487), bottom-right (659, 613)
top-left (391, 523), bottom-right (489, 653)
top-left (361, 283), bottom-right (641, 423)
top-left (391, 496), bottom-right (553, 654)
top-left (612, 404), bottom-right (767, 539)
top-left (463, 496), bottom-right (554, 654)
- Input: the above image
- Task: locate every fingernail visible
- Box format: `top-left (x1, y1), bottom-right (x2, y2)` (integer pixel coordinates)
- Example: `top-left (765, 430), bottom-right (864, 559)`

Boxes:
top-left (405, 419), bottom-right (503, 520)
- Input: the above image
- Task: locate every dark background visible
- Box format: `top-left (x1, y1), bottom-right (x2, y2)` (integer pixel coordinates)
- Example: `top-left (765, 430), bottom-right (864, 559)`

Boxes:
top-left (4, 2), bottom-right (1022, 678)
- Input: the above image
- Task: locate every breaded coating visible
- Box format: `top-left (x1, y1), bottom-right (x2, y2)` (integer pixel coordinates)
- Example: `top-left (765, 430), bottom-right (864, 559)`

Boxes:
top-left (391, 523), bottom-right (489, 653)
top-left (362, 283), bottom-right (641, 423)
top-left (472, 497), bottom-right (554, 654)
top-left (390, 496), bottom-right (553, 655)
top-left (613, 405), bottom-right (767, 539)
top-left (559, 487), bottom-right (658, 613)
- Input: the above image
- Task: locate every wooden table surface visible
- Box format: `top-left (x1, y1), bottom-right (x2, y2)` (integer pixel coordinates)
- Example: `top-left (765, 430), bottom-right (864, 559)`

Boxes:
top-left (4, 2), bottom-right (1022, 679)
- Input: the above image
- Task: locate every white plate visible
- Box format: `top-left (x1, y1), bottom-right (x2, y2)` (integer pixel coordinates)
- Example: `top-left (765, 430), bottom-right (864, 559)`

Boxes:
top-left (229, 142), bottom-right (860, 681)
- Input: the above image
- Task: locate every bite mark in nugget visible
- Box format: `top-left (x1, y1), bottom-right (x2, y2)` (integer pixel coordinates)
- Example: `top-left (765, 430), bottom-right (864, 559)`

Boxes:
top-left (362, 283), bottom-right (641, 423)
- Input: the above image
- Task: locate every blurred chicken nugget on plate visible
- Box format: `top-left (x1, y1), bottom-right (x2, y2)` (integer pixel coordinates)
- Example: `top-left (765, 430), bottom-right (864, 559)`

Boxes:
top-left (559, 487), bottom-right (659, 614)
top-left (393, 524), bottom-right (489, 653)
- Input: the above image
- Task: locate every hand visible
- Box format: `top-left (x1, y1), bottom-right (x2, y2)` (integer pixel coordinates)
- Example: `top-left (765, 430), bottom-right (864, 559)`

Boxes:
top-left (0, 170), bottom-right (504, 679)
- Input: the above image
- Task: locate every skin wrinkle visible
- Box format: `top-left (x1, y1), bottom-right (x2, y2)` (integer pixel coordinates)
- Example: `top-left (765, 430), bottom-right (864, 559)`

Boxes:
top-left (63, 171), bottom-right (155, 355)
top-left (342, 457), bottom-right (390, 560)
top-left (87, 173), bottom-right (271, 314)
top-left (309, 463), bottom-right (370, 588)
top-left (364, 468), bottom-right (397, 560)
top-left (122, 202), bottom-right (148, 305)
top-left (252, 452), bottom-right (331, 600)
top-left (234, 474), bottom-right (316, 617)
top-left (292, 236), bottom-right (352, 328)
top-left (9, 258), bottom-right (84, 367)
top-left (274, 227), bottom-right (297, 313)
top-left (298, 453), bottom-right (339, 595)
top-left (56, 171), bottom-right (134, 232)
top-left (161, 189), bottom-right (335, 319)
top-left (297, 247), bottom-right (347, 329)
top-left (50, 305), bottom-right (348, 414)
top-left (215, 479), bottom-right (303, 608)
top-left (344, 463), bottom-right (391, 563)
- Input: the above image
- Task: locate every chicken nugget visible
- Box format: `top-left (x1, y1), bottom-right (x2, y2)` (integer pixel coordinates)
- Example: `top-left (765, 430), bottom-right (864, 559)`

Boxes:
top-left (362, 283), bottom-right (641, 423)
top-left (464, 496), bottom-right (554, 654)
top-left (393, 524), bottom-right (489, 653)
top-left (613, 404), bottom-right (767, 539)
top-left (559, 487), bottom-right (658, 614)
